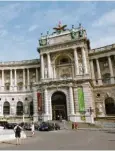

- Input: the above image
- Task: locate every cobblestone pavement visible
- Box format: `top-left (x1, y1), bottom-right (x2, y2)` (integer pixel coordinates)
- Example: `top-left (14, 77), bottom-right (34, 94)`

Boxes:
top-left (0, 129), bottom-right (115, 150)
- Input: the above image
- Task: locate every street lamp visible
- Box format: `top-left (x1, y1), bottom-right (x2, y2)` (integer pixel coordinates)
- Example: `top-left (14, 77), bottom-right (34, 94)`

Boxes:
top-left (87, 107), bottom-right (94, 124)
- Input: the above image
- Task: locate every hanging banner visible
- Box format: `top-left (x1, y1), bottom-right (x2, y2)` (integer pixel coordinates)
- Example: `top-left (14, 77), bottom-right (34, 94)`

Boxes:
top-left (37, 93), bottom-right (42, 111)
top-left (78, 87), bottom-right (85, 120)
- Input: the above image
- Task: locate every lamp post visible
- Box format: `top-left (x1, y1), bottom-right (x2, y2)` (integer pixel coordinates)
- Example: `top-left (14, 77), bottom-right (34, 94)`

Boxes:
top-left (87, 107), bottom-right (94, 124)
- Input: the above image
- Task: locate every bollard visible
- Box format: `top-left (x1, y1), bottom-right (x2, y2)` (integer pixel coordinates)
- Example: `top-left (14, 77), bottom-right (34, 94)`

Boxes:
top-left (72, 122), bottom-right (75, 129)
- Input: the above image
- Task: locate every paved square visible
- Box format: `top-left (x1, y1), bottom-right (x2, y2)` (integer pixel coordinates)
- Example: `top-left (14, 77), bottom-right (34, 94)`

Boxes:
top-left (0, 129), bottom-right (115, 150)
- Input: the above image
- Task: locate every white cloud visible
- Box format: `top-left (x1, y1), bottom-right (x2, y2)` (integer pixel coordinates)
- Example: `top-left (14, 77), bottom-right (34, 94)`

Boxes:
top-left (28, 25), bottom-right (39, 32)
top-left (0, 29), bottom-right (8, 37)
top-left (90, 35), bottom-right (115, 49)
top-left (92, 9), bottom-right (115, 27)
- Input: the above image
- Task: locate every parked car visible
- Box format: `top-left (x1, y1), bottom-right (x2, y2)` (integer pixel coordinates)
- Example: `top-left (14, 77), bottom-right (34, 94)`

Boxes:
top-left (39, 122), bottom-right (54, 131)
top-left (23, 123), bottom-right (31, 131)
top-left (7, 123), bottom-right (17, 129)
top-left (54, 123), bottom-right (60, 130)
top-left (0, 121), bottom-right (8, 129)
top-left (34, 123), bottom-right (40, 130)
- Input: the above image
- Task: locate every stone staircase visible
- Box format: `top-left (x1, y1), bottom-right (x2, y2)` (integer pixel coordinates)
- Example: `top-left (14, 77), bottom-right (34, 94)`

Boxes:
top-left (48, 120), bottom-right (101, 129)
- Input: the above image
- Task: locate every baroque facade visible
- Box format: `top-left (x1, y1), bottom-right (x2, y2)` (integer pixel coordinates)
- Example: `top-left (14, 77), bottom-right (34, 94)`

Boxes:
top-left (0, 23), bottom-right (115, 123)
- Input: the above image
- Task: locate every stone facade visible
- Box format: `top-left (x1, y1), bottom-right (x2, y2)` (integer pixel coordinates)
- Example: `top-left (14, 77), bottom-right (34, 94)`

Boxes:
top-left (0, 24), bottom-right (115, 123)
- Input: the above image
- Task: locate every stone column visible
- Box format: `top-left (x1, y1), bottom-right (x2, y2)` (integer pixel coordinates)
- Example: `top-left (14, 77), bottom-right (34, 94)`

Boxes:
top-left (36, 68), bottom-right (38, 83)
top-left (82, 47), bottom-right (88, 74)
top-left (47, 53), bottom-right (51, 78)
top-left (90, 60), bottom-right (96, 85)
top-left (53, 65), bottom-right (56, 79)
top-left (41, 54), bottom-right (44, 79)
top-left (96, 59), bottom-right (102, 85)
top-left (27, 68), bottom-right (30, 90)
top-left (108, 56), bottom-right (114, 84)
top-left (69, 86), bottom-right (75, 115)
top-left (23, 69), bottom-right (25, 91)
top-left (44, 88), bottom-right (49, 115)
top-left (14, 69), bottom-right (17, 91)
top-left (32, 87), bottom-right (38, 122)
top-left (1, 70), bottom-right (4, 91)
top-left (74, 48), bottom-right (79, 75)
top-left (10, 69), bottom-right (13, 91)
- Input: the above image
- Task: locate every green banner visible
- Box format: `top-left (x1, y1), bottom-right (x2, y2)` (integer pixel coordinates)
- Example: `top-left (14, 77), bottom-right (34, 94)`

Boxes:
top-left (78, 87), bottom-right (85, 112)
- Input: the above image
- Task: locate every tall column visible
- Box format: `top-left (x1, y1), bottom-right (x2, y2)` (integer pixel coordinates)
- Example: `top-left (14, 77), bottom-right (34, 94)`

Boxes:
top-left (53, 65), bottom-right (56, 79)
top-left (27, 68), bottom-right (30, 90)
top-left (69, 86), bottom-right (75, 115)
top-left (41, 54), bottom-right (44, 79)
top-left (90, 60), bottom-right (96, 85)
top-left (23, 69), bottom-right (25, 90)
top-left (108, 56), bottom-right (114, 84)
top-left (47, 53), bottom-right (51, 78)
top-left (32, 87), bottom-right (38, 122)
top-left (14, 69), bottom-right (17, 91)
top-left (1, 70), bottom-right (4, 91)
top-left (74, 48), bottom-right (79, 75)
top-left (96, 59), bottom-right (102, 85)
top-left (10, 69), bottom-right (13, 91)
top-left (36, 68), bottom-right (38, 83)
top-left (44, 88), bottom-right (48, 115)
top-left (82, 47), bottom-right (88, 74)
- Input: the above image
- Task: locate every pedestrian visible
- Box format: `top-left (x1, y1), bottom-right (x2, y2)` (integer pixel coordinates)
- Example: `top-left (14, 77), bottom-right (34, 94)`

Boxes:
top-left (14, 124), bottom-right (23, 145)
top-left (31, 122), bottom-right (35, 136)
top-left (59, 114), bottom-right (62, 122)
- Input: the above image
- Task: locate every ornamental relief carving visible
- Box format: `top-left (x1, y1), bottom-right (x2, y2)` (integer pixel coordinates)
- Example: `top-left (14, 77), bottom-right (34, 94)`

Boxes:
top-left (40, 41), bottom-right (84, 54)
top-left (59, 67), bottom-right (72, 78)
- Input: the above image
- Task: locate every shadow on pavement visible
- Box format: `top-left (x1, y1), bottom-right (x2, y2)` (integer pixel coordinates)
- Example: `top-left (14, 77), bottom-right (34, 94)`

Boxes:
top-left (1, 141), bottom-right (16, 146)
top-left (105, 131), bottom-right (115, 134)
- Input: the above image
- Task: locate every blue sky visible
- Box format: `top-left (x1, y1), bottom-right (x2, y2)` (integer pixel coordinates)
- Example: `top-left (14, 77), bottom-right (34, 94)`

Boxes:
top-left (0, 1), bottom-right (115, 61)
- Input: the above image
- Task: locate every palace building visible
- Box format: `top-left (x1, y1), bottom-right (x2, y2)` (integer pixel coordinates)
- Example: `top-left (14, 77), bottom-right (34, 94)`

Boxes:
top-left (0, 23), bottom-right (115, 123)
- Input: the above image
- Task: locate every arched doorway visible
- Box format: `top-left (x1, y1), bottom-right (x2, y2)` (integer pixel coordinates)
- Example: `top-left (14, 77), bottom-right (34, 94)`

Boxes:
top-left (3, 101), bottom-right (10, 115)
top-left (105, 97), bottom-right (115, 115)
top-left (16, 101), bottom-right (23, 115)
top-left (51, 91), bottom-right (67, 120)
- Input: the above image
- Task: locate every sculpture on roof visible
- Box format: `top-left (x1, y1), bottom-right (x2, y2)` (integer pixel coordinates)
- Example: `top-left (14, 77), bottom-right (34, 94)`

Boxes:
top-left (53, 21), bottom-right (67, 34)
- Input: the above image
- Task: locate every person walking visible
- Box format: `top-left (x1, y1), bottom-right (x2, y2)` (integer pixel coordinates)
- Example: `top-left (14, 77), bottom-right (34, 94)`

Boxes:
top-left (14, 124), bottom-right (23, 145)
top-left (31, 122), bottom-right (35, 136)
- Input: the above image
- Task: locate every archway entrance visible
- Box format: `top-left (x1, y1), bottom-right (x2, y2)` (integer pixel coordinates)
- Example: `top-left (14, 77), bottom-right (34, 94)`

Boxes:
top-left (51, 91), bottom-right (67, 120)
top-left (105, 97), bottom-right (115, 115)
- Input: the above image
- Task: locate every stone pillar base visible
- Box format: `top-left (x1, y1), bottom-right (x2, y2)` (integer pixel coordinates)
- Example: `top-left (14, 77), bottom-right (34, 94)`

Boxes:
top-left (69, 113), bottom-right (82, 122)
top-left (42, 114), bottom-right (49, 122)
top-left (85, 113), bottom-right (95, 124)
top-left (111, 77), bottom-right (115, 84)
top-left (69, 113), bottom-right (95, 124)
top-left (33, 114), bottom-right (38, 122)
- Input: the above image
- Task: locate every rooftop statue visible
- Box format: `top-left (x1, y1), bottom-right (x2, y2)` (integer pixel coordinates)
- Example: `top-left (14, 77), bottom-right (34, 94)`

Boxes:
top-left (53, 21), bottom-right (67, 34)
top-left (71, 23), bottom-right (84, 40)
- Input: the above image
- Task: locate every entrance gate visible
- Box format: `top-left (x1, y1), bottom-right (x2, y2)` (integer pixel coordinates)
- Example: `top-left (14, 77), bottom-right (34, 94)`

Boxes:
top-left (51, 91), bottom-right (67, 120)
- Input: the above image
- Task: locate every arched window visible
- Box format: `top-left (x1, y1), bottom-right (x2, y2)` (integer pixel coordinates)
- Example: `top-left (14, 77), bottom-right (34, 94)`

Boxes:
top-left (60, 58), bottom-right (70, 64)
top-left (16, 101), bottom-right (23, 115)
top-left (3, 101), bottom-right (10, 115)
top-left (17, 82), bottom-right (23, 91)
top-left (105, 97), bottom-right (115, 115)
top-left (102, 73), bottom-right (111, 84)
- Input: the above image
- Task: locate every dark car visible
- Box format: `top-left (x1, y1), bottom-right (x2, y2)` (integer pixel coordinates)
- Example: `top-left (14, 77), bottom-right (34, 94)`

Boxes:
top-left (23, 123), bottom-right (31, 131)
top-left (7, 123), bottom-right (17, 129)
top-left (39, 122), bottom-right (54, 131)
top-left (0, 121), bottom-right (8, 129)
top-left (34, 123), bottom-right (40, 130)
